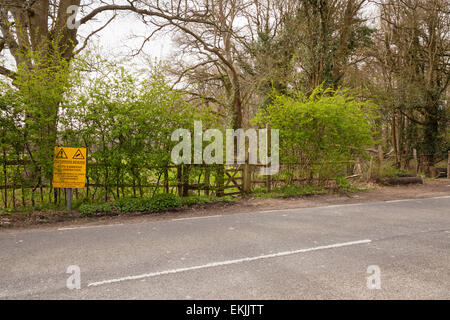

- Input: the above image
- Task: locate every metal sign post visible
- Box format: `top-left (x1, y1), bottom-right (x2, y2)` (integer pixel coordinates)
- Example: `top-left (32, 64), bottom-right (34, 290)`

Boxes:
top-left (67, 188), bottom-right (72, 211)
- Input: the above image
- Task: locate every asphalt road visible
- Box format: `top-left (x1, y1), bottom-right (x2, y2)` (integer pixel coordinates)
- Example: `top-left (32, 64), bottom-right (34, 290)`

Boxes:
top-left (1, 196), bottom-right (449, 299)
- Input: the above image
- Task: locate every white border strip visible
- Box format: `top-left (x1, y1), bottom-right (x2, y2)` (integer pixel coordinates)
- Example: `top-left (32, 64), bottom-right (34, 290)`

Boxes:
top-left (259, 196), bottom-right (450, 214)
top-left (88, 239), bottom-right (371, 287)
top-left (171, 215), bottom-right (222, 222)
top-left (58, 224), bottom-right (123, 231)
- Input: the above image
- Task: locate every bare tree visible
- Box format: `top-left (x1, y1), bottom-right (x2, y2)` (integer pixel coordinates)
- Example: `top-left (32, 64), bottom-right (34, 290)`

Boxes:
top-left (374, 0), bottom-right (449, 175)
top-left (104, 0), bottom-right (294, 128)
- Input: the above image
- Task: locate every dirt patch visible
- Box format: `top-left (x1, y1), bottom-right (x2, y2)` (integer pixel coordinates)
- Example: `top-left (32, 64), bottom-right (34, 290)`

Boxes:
top-left (1, 179), bottom-right (448, 231)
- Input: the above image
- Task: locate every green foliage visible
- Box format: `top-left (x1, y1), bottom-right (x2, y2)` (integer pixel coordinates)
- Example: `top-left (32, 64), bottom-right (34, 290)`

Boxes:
top-left (110, 193), bottom-right (181, 213)
top-left (1, 53), bottom-right (215, 210)
top-left (146, 193), bottom-right (182, 211)
top-left (381, 166), bottom-right (414, 178)
top-left (279, 185), bottom-right (327, 197)
top-left (0, 207), bottom-right (14, 215)
top-left (59, 56), bottom-right (214, 200)
top-left (77, 193), bottom-right (241, 217)
top-left (254, 85), bottom-right (378, 181)
top-left (335, 177), bottom-right (356, 192)
top-left (79, 193), bottom-right (182, 216)
top-left (213, 195), bottom-right (237, 203)
top-left (181, 195), bottom-right (212, 206)
top-left (79, 203), bottom-right (113, 217)
top-left (0, 43), bottom-right (80, 187)
top-left (252, 185), bottom-right (327, 198)
top-left (180, 195), bottom-right (236, 207)
top-left (111, 197), bottom-right (149, 212)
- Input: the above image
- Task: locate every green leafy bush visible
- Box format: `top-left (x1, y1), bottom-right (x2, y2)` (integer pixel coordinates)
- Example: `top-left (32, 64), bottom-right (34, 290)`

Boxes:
top-left (111, 193), bottom-right (182, 213)
top-left (335, 177), bottom-right (354, 192)
top-left (79, 193), bottom-right (182, 216)
top-left (254, 85), bottom-right (378, 181)
top-left (147, 193), bottom-right (182, 211)
top-left (209, 195), bottom-right (237, 203)
top-left (279, 185), bottom-right (327, 197)
top-left (381, 166), bottom-right (414, 178)
top-left (79, 203), bottom-right (112, 217)
top-left (252, 185), bottom-right (326, 198)
top-left (112, 198), bottom-right (148, 212)
top-left (181, 195), bottom-right (212, 206)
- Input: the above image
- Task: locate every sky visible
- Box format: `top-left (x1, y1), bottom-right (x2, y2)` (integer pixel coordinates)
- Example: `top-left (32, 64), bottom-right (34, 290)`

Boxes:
top-left (0, 1), bottom-right (380, 73)
top-left (78, 8), bottom-right (174, 66)
top-left (0, 4), bottom-right (173, 73)
top-left (77, 1), bottom-right (380, 67)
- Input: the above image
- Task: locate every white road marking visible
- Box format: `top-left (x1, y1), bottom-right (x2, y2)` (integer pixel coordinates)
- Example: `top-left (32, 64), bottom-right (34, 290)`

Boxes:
top-left (58, 224), bottom-right (123, 231)
top-left (385, 199), bottom-right (414, 203)
top-left (259, 196), bottom-right (450, 214)
top-left (171, 215), bottom-right (222, 222)
top-left (87, 239), bottom-right (371, 287)
top-left (259, 203), bottom-right (368, 213)
top-left (386, 196), bottom-right (450, 203)
top-left (321, 203), bottom-right (367, 208)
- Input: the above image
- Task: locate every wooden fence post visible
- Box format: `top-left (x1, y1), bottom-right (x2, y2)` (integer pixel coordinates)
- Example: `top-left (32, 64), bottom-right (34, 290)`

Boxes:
top-left (3, 149), bottom-right (7, 208)
top-left (368, 156), bottom-right (373, 181)
top-left (413, 149), bottom-right (418, 175)
top-left (355, 161), bottom-right (363, 176)
top-left (164, 167), bottom-right (169, 194)
top-left (176, 165), bottom-right (182, 196)
top-left (204, 168), bottom-right (210, 196)
top-left (377, 145), bottom-right (383, 178)
top-left (182, 165), bottom-right (189, 197)
top-left (266, 167), bottom-right (272, 192)
top-left (430, 161), bottom-right (436, 178)
top-left (243, 163), bottom-right (251, 193)
top-left (12, 173), bottom-right (15, 209)
top-left (265, 125), bottom-right (272, 192)
top-left (216, 166), bottom-right (224, 197)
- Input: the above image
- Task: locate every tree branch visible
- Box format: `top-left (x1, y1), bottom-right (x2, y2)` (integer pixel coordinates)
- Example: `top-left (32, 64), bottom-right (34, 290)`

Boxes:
top-left (79, 4), bottom-right (217, 28)
top-left (74, 12), bottom-right (117, 55)
top-left (0, 65), bottom-right (17, 80)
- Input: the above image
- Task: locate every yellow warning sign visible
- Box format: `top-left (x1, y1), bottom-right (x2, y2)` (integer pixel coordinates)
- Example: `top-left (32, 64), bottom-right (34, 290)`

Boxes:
top-left (53, 147), bottom-right (87, 188)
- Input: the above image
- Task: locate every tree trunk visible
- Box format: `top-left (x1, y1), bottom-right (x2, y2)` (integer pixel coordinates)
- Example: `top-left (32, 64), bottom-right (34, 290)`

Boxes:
top-left (422, 107), bottom-right (439, 177)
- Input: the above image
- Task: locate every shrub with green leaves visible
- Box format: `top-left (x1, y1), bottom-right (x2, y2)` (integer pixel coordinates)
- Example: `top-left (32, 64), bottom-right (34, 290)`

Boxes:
top-left (111, 198), bottom-right (148, 212)
top-left (79, 203), bottom-right (113, 217)
top-left (111, 193), bottom-right (182, 212)
top-left (381, 166), bottom-right (414, 178)
top-left (335, 177), bottom-right (353, 192)
top-left (278, 185), bottom-right (327, 197)
top-left (254, 85), bottom-right (378, 181)
top-left (181, 195), bottom-right (212, 207)
top-left (253, 185), bottom-right (326, 198)
top-left (147, 193), bottom-right (182, 211)
top-left (79, 193), bottom-right (182, 216)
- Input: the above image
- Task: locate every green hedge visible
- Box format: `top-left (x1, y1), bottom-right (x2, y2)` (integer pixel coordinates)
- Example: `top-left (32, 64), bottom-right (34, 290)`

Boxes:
top-left (79, 193), bottom-right (182, 216)
top-left (78, 194), bottom-right (237, 217)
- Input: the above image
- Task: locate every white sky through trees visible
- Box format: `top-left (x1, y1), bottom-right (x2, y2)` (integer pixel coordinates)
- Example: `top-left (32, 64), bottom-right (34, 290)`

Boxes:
top-left (80, 9), bottom-right (174, 63)
top-left (0, 0), bottom-right (378, 74)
